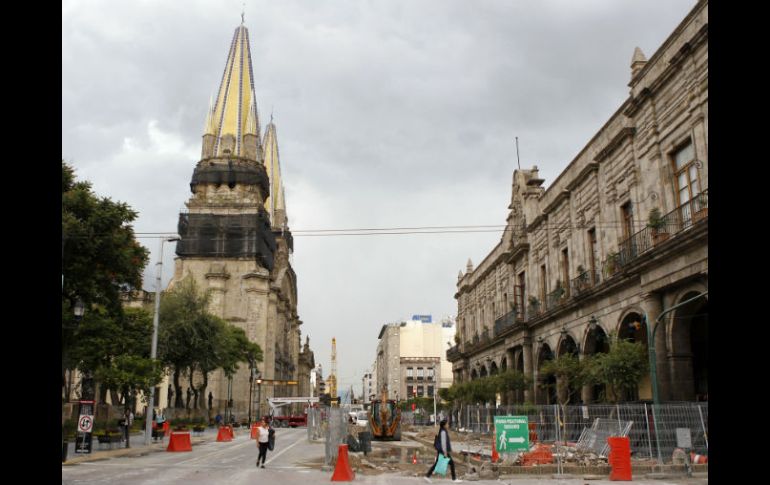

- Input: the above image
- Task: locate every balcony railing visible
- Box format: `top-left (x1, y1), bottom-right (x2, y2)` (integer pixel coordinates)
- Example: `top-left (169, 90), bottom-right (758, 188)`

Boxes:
top-left (545, 287), bottom-right (567, 311)
top-left (570, 270), bottom-right (601, 297)
top-left (446, 345), bottom-right (461, 361)
top-left (605, 189), bottom-right (708, 278)
top-left (494, 310), bottom-right (518, 336)
top-left (527, 301), bottom-right (542, 320)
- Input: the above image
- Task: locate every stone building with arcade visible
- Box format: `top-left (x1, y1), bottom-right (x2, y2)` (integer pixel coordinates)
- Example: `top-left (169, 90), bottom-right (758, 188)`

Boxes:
top-left (447, 0), bottom-right (708, 405)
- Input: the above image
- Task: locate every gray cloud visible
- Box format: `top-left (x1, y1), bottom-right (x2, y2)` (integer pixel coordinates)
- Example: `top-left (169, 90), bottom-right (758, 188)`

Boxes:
top-left (63, 0), bottom-right (697, 389)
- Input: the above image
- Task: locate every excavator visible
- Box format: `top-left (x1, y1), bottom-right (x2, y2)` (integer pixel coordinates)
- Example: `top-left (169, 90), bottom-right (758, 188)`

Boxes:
top-left (368, 387), bottom-right (401, 440)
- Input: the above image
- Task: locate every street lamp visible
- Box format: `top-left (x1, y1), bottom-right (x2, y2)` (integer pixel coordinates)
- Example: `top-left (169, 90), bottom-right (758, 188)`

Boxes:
top-left (256, 375), bottom-right (263, 421)
top-left (73, 299), bottom-right (85, 319)
top-left (248, 362), bottom-right (258, 424)
top-left (62, 299), bottom-right (86, 463)
top-left (144, 236), bottom-right (180, 446)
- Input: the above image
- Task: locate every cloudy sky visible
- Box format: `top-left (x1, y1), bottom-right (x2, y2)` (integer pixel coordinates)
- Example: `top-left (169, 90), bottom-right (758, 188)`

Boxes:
top-left (62, 0), bottom-right (697, 393)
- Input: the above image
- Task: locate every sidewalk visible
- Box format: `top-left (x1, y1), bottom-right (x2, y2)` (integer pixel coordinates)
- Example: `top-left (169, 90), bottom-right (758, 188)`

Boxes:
top-left (62, 426), bottom-right (239, 465)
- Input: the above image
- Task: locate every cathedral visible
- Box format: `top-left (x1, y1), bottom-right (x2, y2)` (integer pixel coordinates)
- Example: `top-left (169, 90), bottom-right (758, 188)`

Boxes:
top-left (167, 20), bottom-right (315, 418)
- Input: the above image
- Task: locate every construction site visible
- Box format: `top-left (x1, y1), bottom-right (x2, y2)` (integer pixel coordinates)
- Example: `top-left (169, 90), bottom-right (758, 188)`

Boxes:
top-left (302, 402), bottom-right (707, 481)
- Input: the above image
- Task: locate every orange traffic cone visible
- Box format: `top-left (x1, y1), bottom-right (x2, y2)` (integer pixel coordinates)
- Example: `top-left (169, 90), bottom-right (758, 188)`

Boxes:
top-left (412, 452), bottom-right (417, 464)
top-left (216, 426), bottom-right (232, 442)
top-left (331, 444), bottom-right (355, 481)
top-left (492, 436), bottom-right (499, 463)
top-left (250, 423), bottom-right (259, 439)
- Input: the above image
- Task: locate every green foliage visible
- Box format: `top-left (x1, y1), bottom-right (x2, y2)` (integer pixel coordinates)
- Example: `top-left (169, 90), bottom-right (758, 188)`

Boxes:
top-left (583, 335), bottom-right (648, 403)
top-left (158, 277), bottom-right (263, 407)
top-left (539, 353), bottom-right (587, 405)
top-left (442, 370), bottom-right (531, 405)
top-left (399, 396), bottom-right (435, 412)
top-left (62, 160), bottom-right (150, 402)
top-left (539, 354), bottom-right (585, 384)
top-left (647, 207), bottom-right (665, 230)
top-left (67, 306), bottom-right (162, 402)
top-left (218, 324), bottom-right (263, 378)
top-left (62, 160), bottom-right (149, 315)
top-left (94, 355), bottom-right (164, 405)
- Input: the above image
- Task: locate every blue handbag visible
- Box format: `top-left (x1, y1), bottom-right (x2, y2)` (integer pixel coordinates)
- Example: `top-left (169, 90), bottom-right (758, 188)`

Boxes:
top-left (434, 454), bottom-right (450, 476)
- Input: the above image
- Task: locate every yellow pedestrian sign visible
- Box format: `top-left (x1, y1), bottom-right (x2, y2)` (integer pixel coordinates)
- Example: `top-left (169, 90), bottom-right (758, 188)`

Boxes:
top-left (494, 415), bottom-right (529, 452)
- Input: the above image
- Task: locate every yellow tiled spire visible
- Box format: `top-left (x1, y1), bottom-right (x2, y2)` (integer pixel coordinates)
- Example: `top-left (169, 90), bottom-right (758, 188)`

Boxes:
top-left (208, 24), bottom-right (261, 158)
top-left (263, 119), bottom-right (286, 225)
top-left (203, 94), bottom-right (216, 135)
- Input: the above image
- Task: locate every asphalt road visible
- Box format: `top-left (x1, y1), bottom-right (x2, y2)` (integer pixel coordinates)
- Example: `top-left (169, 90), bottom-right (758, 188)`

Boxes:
top-left (62, 427), bottom-right (327, 484)
top-left (62, 427), bottom-right (707, 485)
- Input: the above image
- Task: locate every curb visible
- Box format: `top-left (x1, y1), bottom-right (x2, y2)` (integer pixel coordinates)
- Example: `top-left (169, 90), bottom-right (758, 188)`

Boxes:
top-left (62, 436), bottom-right (211, 465)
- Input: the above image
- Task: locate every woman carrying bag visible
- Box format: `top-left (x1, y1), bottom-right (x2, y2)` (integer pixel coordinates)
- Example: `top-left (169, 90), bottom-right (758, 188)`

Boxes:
top-left (256, 418), bottom-right (271, 468)
top-left (424, 419), bottom-right (461, 483)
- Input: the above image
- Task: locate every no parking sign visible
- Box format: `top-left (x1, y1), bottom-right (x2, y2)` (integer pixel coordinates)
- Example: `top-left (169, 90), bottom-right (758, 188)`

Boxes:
top-left (78, 414), bottom-right (94, 433)
top-left (75, 400), bottom-right (95, 454)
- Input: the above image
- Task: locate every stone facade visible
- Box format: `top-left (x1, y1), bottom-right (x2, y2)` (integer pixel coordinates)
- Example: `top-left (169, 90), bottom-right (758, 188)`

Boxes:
top-left (376, 319), bottom-right (457, 400)
top-left (361, 364), bottom-right (376, 404)
top-left (448, 0), bottom-right (708, 404)
top-left (166, 23), bottom-right (313, 418)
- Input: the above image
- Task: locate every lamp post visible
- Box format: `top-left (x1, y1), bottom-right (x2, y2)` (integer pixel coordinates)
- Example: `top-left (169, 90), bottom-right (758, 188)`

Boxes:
top-left (256, 375), bottom-right (263, 421)
top-left (644, 291), bottom-right (707, 465)
top-left (144, 236), bottom-right (180, 446)
top-left (248, 363), bottom-right (258, 424)
top-left (62, 299), bottom-right (86, 462)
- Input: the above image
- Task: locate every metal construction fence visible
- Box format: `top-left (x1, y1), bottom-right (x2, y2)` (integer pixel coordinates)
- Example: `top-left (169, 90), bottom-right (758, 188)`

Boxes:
top-left (307, 406), bottom-right (357, 466)
top-left (448, 402), bottom-right (708, 463)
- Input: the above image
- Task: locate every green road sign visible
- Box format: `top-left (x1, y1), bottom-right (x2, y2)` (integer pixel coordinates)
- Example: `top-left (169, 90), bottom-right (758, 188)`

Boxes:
top-left (494, 415), bottom-right (529, 452)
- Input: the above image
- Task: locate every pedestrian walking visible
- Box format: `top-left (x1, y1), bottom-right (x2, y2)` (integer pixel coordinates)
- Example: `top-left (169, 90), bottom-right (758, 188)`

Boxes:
top-left (256, 418), bottom-right (271, 468)
top-left (424, 419), bottom-right (461, 483)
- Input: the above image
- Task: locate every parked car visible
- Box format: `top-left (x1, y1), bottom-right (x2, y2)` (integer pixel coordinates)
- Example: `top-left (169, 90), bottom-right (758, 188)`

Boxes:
top-left (355, 411), bottom-right (369, 427)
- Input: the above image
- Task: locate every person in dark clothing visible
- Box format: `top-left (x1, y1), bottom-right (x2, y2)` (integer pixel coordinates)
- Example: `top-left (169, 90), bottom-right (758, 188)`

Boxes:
top-left (425, 419), bottom-right (461, 482)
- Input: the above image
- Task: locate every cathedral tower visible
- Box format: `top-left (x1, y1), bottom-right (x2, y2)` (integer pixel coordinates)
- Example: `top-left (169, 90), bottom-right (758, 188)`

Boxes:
top-left (169, 20), bottom-right (307, 417)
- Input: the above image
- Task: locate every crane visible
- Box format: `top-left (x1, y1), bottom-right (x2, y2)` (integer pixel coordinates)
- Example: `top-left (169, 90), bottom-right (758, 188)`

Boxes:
top-left (329, 337), bottom-right (338, 400)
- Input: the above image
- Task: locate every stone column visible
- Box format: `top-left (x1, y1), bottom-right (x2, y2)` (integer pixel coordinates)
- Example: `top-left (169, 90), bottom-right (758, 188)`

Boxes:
top-left (522, 338), bottom-right (533, 403)
top-left (641, 292), bottom-right (670, 401)
top-left (580, 348), bottom-right (593, 404)
top-left (668, 352), bottom-right (695, 401)
top-left (505, 348), bottom-right (516, 404)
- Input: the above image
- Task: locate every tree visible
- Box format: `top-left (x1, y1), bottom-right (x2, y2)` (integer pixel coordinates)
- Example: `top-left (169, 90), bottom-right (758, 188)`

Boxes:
top-left (539, 354), bottom-right (586, 405)
top-left (67, 306), bottom-right (162, 405)
top-left (158, 277), bottom-right (263, 409)
top-left (62, 161), bottom-right (148, 312)
top-left (584, 336), bottom-right (648, 403)
top-left (158, 277), bottom-right (207, 408)
top-left (492, 370), bottom-right (531, 401)
top-left (62, 161), bottom-right (149, 398)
